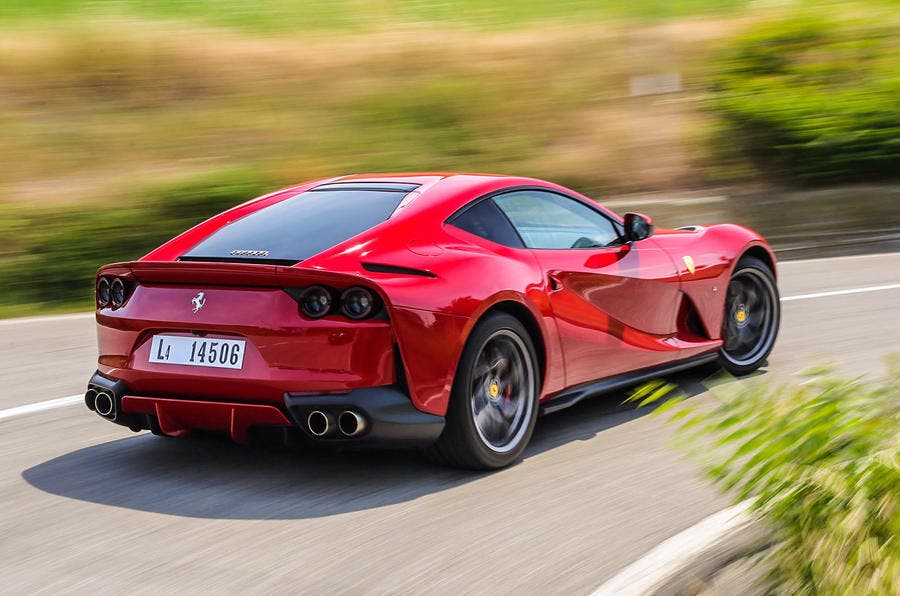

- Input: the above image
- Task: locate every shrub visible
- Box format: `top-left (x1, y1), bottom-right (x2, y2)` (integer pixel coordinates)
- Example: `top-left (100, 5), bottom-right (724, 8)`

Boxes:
top-left (630, 361), bottom-right (900, 593)
top-left (707, 14), bottom-right (900, 184)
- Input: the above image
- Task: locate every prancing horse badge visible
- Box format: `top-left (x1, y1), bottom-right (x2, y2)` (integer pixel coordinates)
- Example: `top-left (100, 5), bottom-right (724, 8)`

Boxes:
top-left (682, 255), bottom-right (696, 274)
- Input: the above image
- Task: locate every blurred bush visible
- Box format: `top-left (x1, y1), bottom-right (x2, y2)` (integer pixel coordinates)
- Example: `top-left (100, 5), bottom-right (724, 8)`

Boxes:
top-left (708, 14), bottom-right (900, 184)
top-left (0, 169), bottom-right (278, 315)
top-left (631, 362), bottom-right (900, 593)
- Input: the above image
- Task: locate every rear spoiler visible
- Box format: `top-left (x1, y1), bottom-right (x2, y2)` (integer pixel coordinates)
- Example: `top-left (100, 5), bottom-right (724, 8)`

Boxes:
top-left (97, 261), bottom-right (380, 290)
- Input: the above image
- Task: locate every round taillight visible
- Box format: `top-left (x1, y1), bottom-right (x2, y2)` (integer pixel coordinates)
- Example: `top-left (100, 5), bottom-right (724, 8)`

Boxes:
top-left (97, 277), bottom-right (111, 307)
top-left (110, 278), bottom-right (126, 308)
top-left (298, 285), bottom-right (332, 319)
top-left (340, 287), bottom-right (376, 320)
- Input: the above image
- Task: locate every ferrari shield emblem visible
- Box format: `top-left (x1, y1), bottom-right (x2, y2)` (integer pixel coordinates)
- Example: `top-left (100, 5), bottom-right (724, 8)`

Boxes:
top-left (682, 255), bottom-right (696, 274)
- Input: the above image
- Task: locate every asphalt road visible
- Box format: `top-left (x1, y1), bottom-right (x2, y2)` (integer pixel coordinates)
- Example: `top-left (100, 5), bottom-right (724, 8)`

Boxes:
top-left (1, 253), bottom-right (898, 594)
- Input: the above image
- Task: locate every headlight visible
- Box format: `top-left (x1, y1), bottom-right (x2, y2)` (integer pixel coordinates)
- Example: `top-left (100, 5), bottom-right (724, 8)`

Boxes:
top-left (110, 278), bottom-right (127, 308)
top-left (340, 287), bottom-right (376, 320)
top-left (97, 277), bottom-right (111, 308)
top-left (298, 285), bottom-right (332, 319)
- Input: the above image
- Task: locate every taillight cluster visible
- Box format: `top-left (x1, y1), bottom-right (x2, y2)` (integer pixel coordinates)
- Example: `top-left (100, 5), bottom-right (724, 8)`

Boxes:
top-left (295, 285), bottom-right (381, 320)
top-left (96, 276), bottom-right (134, 309)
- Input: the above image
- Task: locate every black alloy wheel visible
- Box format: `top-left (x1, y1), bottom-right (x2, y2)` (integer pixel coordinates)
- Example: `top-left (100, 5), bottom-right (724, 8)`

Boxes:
top-left (718, 256), bottom-right (780, 375)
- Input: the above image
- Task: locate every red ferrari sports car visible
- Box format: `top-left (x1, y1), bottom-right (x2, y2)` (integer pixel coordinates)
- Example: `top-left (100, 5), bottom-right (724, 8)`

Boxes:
top-left (86, 173), bottom-right (779, 469)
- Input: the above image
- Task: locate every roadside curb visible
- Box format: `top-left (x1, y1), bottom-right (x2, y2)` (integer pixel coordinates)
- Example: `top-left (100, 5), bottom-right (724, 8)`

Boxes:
top-left (592, 501), bottom-right (767, 596)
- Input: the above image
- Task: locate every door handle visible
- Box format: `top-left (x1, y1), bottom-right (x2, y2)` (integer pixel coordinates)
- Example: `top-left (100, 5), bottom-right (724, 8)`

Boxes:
top-left (548, 273), bottom-right (563, 292)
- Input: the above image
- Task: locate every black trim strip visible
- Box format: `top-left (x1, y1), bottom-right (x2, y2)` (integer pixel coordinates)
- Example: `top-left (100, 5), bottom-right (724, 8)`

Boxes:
top-left (539, 352), bottom-right (719, 415)
top-left (310, 182), bottom-right (421, 193)
top-left (361, 262), bottom-right (437, 278)
top-left (177, 256), bottom-right (300, 266)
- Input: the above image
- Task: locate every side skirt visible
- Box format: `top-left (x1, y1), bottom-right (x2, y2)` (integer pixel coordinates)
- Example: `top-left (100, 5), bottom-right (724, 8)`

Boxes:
top-left (538, 352), bottom-right (719, 416)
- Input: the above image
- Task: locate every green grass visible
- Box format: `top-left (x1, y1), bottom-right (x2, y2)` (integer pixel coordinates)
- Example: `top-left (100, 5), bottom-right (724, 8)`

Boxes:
top-left (0, 0), bottom-right (755, 32)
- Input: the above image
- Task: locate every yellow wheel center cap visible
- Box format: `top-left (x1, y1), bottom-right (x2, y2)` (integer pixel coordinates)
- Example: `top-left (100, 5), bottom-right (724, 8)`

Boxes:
top-left (735, 309), bottom-right (747, 323)
top-left (489, 383), bottom-right (500, 398)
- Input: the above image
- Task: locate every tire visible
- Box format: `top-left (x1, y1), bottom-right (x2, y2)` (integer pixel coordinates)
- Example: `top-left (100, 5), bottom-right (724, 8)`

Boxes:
top-left (426, 312), bottom-right (540, 470)
top-left (717, 256), bottom-right (780, 376)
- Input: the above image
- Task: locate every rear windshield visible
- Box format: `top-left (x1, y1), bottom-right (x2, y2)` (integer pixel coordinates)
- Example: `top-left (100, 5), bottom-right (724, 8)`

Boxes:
top-left (180, 186), bottom-right (413, 264)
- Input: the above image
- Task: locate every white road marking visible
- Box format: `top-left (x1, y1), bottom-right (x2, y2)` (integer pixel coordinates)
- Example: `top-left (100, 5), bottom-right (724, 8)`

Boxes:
top-left (0, 394), bottom-right (84, 422)
top-left (781, 283), bottom-right (900, 302)
top-left (1, 278), bottom-right (898, 423)
top-left (0, 312), bottom-right (94, 327)
top-left (591, 501), bottom-right (753, 596)
top-left (779, 250), bottom-right (898, 266)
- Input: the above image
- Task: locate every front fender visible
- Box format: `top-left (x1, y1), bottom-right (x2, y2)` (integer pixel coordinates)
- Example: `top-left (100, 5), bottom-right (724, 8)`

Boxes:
top-left (656, 223), bottom-right (776, 339)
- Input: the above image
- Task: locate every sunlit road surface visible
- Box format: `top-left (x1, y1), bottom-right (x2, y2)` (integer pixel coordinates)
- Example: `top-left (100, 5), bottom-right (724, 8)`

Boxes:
top-left (0, 253), bottom-right (897, 594)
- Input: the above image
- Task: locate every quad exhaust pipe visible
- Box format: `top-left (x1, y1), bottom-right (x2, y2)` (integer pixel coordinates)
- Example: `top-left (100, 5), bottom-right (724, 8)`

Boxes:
top-left (94, 391), bottom-right (115, 417)
top-left (85, 388), bottom-right (98, 411)
top-left (86, 387), bottom-right (116, 418)
top-left (306, 410), bottom-right (334, 437)
top-left (306, 409), bottom-right (367, 438)
top-left (338, 410), bottom-right (367, 437)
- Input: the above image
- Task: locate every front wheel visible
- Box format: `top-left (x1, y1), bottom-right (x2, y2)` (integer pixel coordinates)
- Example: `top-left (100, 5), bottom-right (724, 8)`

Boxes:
top-left (426, 312), bottom-right (539, 470)
top-left (718, 256), bottom-right (780, 375)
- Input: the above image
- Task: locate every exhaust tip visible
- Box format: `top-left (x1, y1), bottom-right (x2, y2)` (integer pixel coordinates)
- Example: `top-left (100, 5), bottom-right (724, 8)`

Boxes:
top-left (307, 410), bottom-right (334, 437)
top-left (85, 388), bottom-right (98, 411)
top-left (338, 410), bottom-right (367, 437)
top-left (94, 392), bottom-right (115, 417)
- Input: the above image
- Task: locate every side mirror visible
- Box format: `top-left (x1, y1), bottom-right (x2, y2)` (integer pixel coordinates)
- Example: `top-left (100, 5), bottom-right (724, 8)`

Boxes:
top-left (623, 212), bottom-right (654, 242)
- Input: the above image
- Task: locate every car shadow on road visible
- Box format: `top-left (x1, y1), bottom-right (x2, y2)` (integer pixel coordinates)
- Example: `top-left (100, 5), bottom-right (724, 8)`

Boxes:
top-left (22, 367), bottom-right (758, 520)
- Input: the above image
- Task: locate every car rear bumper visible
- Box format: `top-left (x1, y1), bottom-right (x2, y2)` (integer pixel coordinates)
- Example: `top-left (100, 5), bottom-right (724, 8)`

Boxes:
top-left (85, 371), bottom-right (444, 448)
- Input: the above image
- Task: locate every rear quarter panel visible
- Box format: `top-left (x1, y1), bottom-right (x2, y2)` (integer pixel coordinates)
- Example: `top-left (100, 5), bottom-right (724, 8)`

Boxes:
top-left (356, 230), bottom-right (565, 414)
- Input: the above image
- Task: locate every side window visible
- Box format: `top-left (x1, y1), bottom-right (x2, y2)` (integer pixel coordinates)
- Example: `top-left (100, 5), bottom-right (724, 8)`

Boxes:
top-left (448, 198), bottom-right (525, 248)
top-left (492, 190), bottom-right (620, 249)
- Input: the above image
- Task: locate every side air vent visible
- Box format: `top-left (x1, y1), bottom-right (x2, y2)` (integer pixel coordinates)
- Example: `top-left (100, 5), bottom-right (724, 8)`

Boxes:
top-left (361, 263), bottom-right (437, 278)
top-left (676, 294), bottom-right (710, 340)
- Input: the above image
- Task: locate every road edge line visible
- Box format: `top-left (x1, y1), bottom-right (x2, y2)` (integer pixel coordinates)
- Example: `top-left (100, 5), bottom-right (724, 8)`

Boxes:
top-left (591, 500), bottom-right (760, 596)
top-left (0, 312), bottom-right (94, 327)
top-left (0, 395), bottom-right (85, 422)
top-left (781, 283), bottom-right (900, 302)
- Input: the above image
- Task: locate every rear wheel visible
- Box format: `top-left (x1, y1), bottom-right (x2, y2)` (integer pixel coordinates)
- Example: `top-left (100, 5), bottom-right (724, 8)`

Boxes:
top-left (426, 313), bottom-right (539, 470)
top-left (718, 257), bottom-right (780, 375)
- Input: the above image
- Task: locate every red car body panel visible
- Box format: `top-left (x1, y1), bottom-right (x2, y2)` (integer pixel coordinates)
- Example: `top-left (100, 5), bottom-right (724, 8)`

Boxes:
top-left (90, 173), bottom-right (776, 442)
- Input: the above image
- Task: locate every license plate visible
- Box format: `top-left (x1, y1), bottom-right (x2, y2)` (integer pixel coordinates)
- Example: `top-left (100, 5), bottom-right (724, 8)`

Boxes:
top-left (149, 335), bottom-right (246, 370)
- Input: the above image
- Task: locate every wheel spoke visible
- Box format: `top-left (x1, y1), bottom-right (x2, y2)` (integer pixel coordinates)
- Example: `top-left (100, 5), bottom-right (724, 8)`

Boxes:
top-left (491, 356), bottom-right (510, 375)
top-left (745, 285), bottom-right (760, 309)
top-left (474, 407), bottom-right (498, 441)
top-left (748, 309), bottom-right (765, 329)
top-left (736, 326), bottom-right (756, 351)
top-left (473, 362), bottom-right (492, 382)
top-left (723, 323), bottom-right (741, 350)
